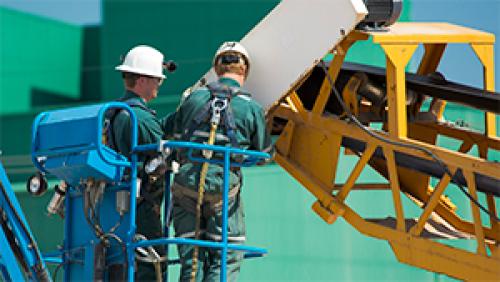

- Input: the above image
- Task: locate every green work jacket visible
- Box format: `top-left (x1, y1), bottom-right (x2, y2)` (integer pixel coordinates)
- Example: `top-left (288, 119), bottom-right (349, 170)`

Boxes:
top-left (172, 77), bottom-right (273, 193)
top-left (112, 91), bottom-right (164, 159)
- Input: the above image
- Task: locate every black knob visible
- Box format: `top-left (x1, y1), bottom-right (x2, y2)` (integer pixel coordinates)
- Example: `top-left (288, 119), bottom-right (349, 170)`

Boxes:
top-left (26, 172), bottom-right (48, 196)
top-left (164, 60), bottom-right (177, 73)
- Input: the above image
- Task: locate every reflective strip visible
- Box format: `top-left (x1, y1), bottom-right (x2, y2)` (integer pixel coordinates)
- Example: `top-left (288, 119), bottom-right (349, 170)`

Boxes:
top-left (193, 130), bottom-right (230, 142)
top-left (177, 230), bottom-right (205, 239)
top-left (173, 182), bottom-right (241, 203)
top-left (177, 130), bottom-right (231, 142)
top-left (205, 232), bottom-right (246, 242)
top-left (236, 95), bottom-right (251, 101)
top-left (177, 231), bottom-right (246, 242)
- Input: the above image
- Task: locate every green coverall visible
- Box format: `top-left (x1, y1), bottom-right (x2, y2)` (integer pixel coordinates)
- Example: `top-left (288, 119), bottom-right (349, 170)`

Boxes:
top-left (112, 90), bottom-right (168, 281)
top-left (171, 77), bottom-right (273, 281)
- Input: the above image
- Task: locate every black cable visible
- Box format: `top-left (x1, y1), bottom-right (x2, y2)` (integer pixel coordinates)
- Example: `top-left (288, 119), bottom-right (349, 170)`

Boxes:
top-left (93, 193), bottom-right (102, 231)
top-left (107, 214), bottom-right (123, 234)
top-left (93, 183), bottom-right (108, 234)
top-left (319, 61), bottom-right (500, 222)
top-left (51, 263), bottom-right (63, 281)
top-left (83, 189), bottom-right (104, 237)
top-left (83, 183), bottom-right (128, 279)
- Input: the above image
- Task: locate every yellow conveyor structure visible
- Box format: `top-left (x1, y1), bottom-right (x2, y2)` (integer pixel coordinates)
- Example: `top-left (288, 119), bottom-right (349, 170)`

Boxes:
top-left (269, 23), bottom-right (500, 281)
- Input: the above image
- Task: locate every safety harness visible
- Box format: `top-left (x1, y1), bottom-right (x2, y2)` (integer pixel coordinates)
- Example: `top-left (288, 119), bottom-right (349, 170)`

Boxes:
top-left (103, 97), bottom-right (168, 282)
top-left (182, 81), bottom-right (247, 282)
top-left (181, 82), bottom-right (246, 149)
top-left (103, 96), bottom-right (164, 228)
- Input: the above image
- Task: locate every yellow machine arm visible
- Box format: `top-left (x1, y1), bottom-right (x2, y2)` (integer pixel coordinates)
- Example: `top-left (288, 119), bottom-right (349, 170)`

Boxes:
top-left (269, 23), bottom-right (500, 281)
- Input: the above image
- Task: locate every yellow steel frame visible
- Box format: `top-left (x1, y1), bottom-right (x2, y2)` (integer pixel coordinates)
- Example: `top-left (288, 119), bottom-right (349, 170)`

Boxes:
top-left (270, 22), bottom-right (500, 281)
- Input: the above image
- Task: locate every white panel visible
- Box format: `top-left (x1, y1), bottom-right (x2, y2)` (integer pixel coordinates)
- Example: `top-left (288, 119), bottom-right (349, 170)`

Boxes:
top-left (195, 0), bottom-right (368, 111)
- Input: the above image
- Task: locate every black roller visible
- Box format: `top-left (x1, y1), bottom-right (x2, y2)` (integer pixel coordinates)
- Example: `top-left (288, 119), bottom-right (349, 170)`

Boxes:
top-left (342, 62), bottom-right (500, 114)
top-left (295, 62), bottom-right (500, 115)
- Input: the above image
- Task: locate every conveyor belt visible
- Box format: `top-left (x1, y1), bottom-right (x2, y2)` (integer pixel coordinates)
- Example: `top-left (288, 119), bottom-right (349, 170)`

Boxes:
top-left (341, 62), bottom-right (500, 114)
top-left (296, 62), bottom-right (500, 114)
top-left (342, 137), bottom-right (500, 197)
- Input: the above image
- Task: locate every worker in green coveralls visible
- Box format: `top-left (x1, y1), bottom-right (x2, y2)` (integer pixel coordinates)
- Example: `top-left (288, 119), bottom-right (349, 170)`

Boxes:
top-left (170, 41), bottom-right (274, 281)
top-left (111, 45), bottom-right (175, 281)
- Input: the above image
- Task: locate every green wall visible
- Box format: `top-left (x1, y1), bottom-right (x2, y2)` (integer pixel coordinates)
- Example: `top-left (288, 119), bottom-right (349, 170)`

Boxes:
top-left (101, 0), bottom-right (279, 106)
top-left (0, 7), bottom-right (82, 114)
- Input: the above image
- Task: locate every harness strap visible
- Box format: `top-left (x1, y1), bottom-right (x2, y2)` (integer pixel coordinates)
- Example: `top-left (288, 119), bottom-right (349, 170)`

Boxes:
top-left (178, 81), bottom-right (243, 169)
top-left (181, 81), bottom-right (241, 146)
top-left (137, 183), bottom-right (163, 214)
top-left (208, 83), bottom-right (240, 149)
top-left (172, 183), bottom-right (240, 205)
top-left (119, 97), bottom-right (156, 115)
top-left (181, 102), bottom-right (211, 142)
top-left (105, 97), bottom-right (165, 218)
top-left (222, 104), bottom-right (239, 148)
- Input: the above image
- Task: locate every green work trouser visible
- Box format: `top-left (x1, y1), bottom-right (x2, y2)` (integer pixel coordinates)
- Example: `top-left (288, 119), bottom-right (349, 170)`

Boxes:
top-left (135, 179), bottom-right (165, 282)
top-left (173, 188), bottom-right (246, 282)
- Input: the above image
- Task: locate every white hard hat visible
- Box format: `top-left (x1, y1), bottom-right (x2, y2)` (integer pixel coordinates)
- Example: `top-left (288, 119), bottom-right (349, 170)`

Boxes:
top-left (213, 41), bottom-right (250, 70)
top-left (115, 45), bottom-right (166, 79)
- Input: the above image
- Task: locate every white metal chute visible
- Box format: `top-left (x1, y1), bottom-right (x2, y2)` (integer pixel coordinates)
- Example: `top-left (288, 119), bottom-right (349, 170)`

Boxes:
top-left (195, 0), bottom-right (368, 111)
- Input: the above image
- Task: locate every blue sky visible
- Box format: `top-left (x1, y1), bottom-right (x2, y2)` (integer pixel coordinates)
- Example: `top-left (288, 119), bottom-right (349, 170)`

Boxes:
top-left (0, 0), bottom-right (101, 25)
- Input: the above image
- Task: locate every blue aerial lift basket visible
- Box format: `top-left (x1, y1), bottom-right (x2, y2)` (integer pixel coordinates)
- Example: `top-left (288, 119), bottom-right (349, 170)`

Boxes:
top-left (31, 104), bottom-right (129, 187)
top-left (23, 102), bottom-right (270, 281)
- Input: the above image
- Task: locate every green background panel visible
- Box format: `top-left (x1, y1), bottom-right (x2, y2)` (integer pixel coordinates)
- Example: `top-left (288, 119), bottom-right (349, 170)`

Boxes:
top-left (238, 164), bottom-right (434, 281)
top-left (101, 0), bottom-right (280, 103)
top-left (0, 7), bottom-right (82, 114)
